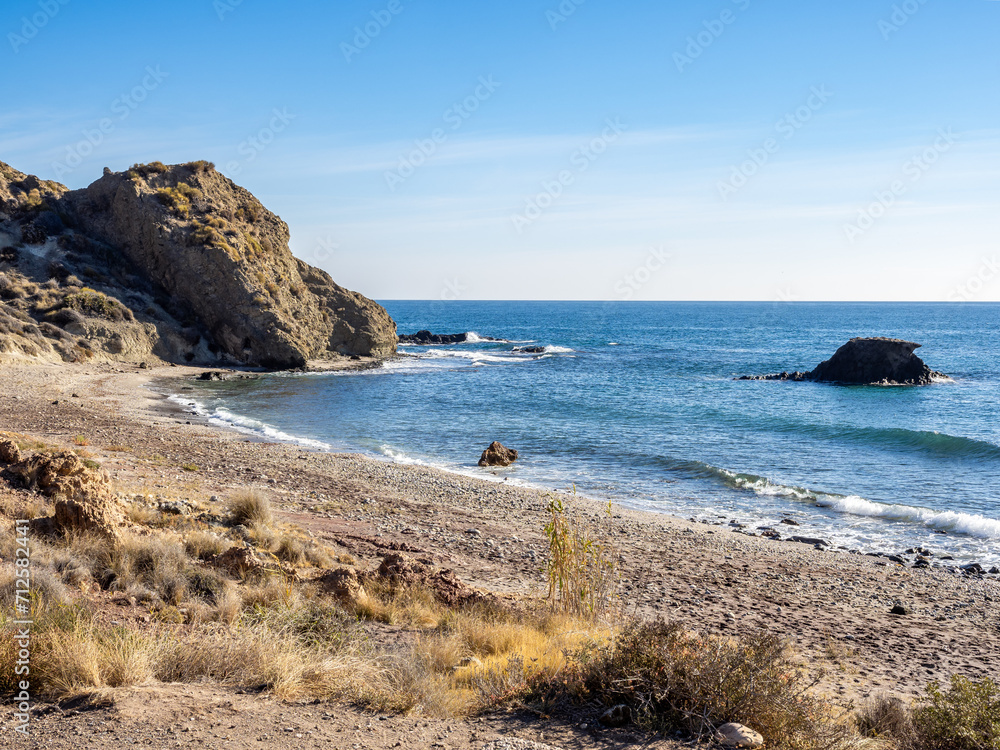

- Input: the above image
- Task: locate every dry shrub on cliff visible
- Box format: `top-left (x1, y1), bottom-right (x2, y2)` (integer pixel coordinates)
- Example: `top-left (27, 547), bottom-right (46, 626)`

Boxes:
top-left (64, 288), bottom-right (133, 322)
top-left (127, 161), bottom-right (169, 179)
top-left (184, 160), bottom-right (214, 173)
top-left (155, 183), bottom-right (202, 218)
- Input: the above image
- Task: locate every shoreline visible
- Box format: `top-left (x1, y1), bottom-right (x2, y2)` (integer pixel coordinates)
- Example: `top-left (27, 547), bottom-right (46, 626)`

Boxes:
top-left (1, 360), bottom-right (999, 710)
top-left (159, 363), bottom-right (1000, 571)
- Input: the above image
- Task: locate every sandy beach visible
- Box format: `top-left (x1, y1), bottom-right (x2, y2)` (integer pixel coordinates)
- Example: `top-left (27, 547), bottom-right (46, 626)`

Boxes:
top-left (2, 360), bottom-right (999, 748)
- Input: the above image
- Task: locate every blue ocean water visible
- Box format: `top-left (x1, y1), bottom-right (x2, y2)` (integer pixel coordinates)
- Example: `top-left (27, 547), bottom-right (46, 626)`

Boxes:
top-left (176, 302), bottom-right (1000, 566)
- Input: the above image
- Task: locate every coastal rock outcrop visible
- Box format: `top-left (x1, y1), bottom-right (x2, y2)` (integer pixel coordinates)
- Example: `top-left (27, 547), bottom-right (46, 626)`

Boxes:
top-left (319, 554), bottom-right (486, 608)
top-left (398, 330), bottom-right (502, 345)
top-left (738, 337), bottom-right (947, 385)
top-left (9, 451), bottom-right (129, 542)
top-left (478, 441), bottom-right (518, 467)
top-left (0, 159), bottom-right (397, 368)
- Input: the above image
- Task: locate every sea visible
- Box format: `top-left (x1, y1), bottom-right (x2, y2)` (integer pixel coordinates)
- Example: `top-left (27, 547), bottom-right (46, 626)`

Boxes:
top-left (170, 301), bottom-right (1000, 567)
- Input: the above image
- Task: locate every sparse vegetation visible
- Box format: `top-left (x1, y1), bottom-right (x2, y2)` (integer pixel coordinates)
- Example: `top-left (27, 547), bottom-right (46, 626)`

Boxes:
top-left (235, 202), bottom-right (261, 223)
top-left (127, 161), bottom-right (169, 179)
top-left (63, 288), bottom-right (133, 322)
top-left (181, 463), bottom-right (199, 472)
top-left (72, 435), bottom-right (89, 446)
top-left (0, 432), bottom-right (995, 750)
top-left (155, 183), bottom-right (202, 218)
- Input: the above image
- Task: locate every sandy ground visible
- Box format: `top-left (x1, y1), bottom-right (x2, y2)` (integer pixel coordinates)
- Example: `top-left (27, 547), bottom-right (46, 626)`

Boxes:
top-left (2, 360), bottom-right (999, 749)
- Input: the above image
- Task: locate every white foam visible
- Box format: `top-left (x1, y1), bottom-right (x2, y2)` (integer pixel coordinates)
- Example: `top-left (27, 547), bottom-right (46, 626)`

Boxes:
top-left (818, 494), bottom-right (1000, 539)
top-left (543, 345), bottom-right (574, 353)
top-left (464, 331), bottom-right (485, 343)
top-left (167, 394), bottom-right (332, 450)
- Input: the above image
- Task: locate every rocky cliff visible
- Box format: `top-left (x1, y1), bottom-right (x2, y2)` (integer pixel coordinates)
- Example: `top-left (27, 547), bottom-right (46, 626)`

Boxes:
top-left (0, 160), bottom-right (396, 368)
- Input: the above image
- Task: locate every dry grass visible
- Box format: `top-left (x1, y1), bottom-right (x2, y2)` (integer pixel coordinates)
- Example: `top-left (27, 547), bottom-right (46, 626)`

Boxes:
top-left (350, 578), bottom-right (444, 629)
top-left (857, 694), bottom-right (914, 744)
top-left (184, 530), bottom-right (230, 561)
top-left (228, 490), bottom-right (273, 526)
top-left (0, 595), bottom-right (385, 702)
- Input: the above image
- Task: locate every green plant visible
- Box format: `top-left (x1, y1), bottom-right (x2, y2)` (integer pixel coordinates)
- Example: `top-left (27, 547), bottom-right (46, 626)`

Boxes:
top-left (72, 435), bottom-right (89, 446)
top-left (543, 497), bottom-right (618, 619)
top-left (181, 463), bottom-right (199, 472)
top-left (912, 676), bottom-right (1000, 750)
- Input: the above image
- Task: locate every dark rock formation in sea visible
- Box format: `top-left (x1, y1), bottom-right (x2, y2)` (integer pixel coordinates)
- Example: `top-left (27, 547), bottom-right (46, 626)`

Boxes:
top-left (512, 345), bottom-right (545, 354)
top-left (398, 330), bottom-right (501, 345)
top-left (737, 337), bottom-right (947, 385)
top-left (478, 441), bottom-right (518, 467)
top-left (0, 159), bottom-right (396, 368)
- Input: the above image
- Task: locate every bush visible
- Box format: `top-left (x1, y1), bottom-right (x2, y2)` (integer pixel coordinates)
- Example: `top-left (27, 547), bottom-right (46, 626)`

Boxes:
top-left (856, 694), bottom-right (914, 743)
top-left (190, 221), bottom-right (224, 248)
top-left (912, 676), bottom-right (1000, 750)
top-left (228, 491), bottom-right (273, 527)
top-left (184, 160), bottom-right (214, 173)
top-left (128, 161), bottom-right (169, 179)
top-left (63, 288), bottom-right (132, 322)
top-left (537, 620), bottom-right (846, 748)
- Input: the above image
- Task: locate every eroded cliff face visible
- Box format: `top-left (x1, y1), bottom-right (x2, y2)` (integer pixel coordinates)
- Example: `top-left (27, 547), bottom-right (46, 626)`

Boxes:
top-left (0, 159), bottom-right (396, 368)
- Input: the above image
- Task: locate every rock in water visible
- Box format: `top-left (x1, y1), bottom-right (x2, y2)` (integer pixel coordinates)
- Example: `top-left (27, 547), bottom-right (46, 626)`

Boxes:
top-left (478, 441), bottom-right (518, 467)
top-left (715, 723), bottom-right (765, 748)
top-left (398, 330), bottom-right (504, 344)
top-left (808, 337), bottom-right (943, 385)
top-left (738, 337), bottom-right (947, 385)
top-left (398, 330), bottom-right (471, 344)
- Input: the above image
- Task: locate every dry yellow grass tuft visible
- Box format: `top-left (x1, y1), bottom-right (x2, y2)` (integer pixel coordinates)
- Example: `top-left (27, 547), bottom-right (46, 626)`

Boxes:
top-left (228, 490), bottom-right (273, 526)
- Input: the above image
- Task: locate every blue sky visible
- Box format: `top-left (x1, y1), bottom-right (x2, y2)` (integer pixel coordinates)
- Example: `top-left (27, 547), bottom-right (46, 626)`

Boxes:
top-left (3, 0), bottom-right (998, 301)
